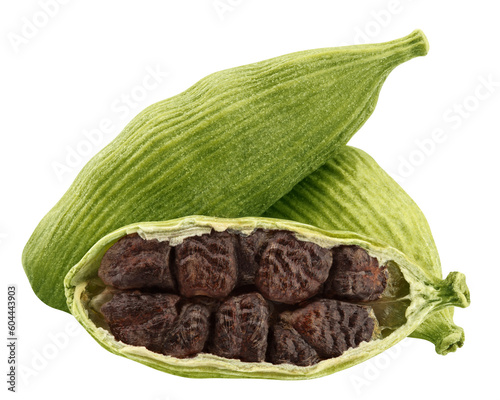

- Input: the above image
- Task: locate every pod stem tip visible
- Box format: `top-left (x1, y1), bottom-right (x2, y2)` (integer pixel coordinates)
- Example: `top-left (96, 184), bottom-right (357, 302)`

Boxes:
top-left (409, 29), bottom-right (430, 57)
top-left (440, 271), bottom-right (470, 309)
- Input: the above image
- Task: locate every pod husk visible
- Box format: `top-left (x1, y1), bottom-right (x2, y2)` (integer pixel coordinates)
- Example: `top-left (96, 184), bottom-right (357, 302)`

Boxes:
top-left (23, 30), bottom-right (428, 312)
top-left (264, 146), bottom-right (469, 354)
top-left (64, 216), bottom-right (469, 379)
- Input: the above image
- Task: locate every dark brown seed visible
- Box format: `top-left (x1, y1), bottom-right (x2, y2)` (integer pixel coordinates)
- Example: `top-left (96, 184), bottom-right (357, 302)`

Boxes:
top-left (324, 246), bottom-right (388, 302)
top-left (175, 231), bottom-right (238, 299)
top-left (161, 302), bottom-right (211, 358)
top-left (98, 234), bottom-right (175, 291)
top-left (210, 292), bottom-right (269, 362)
top-left (255, 231), bottom-right (332, 304)
top-left (268, 319), bottom-right (320, 366)
top-left (290, 299), bottom-right (375, 358)
top-left (237, 229), bottom-right (271, 286)
top-left (100, 291), bottom-right (180, 352)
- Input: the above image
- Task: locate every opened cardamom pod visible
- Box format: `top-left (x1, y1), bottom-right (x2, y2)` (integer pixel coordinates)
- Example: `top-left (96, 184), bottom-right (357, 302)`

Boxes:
top-left (23, 30), bottom-right (428, 312)
top-left (65, 216), bottom-right (469, 379)
top-left (264, 146), bottom-right (469, 355)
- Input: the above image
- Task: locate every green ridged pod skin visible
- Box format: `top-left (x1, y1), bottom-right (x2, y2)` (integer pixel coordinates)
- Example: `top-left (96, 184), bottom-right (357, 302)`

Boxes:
top-left (264, 146), bottom-right (469, 354)
top-left (64, 216), bottom-right (469, 379)
top-left (23, 31), bottom-right (428, 312)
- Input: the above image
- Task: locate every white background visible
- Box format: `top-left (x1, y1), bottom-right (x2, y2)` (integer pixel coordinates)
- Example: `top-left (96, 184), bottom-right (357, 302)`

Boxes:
top-left (1, 1), bottom-right (499, 399)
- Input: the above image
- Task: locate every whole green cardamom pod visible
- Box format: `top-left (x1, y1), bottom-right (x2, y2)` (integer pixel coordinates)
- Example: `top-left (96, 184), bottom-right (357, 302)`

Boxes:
top-left (64, 216), bottom-right (469, 379)
top-left (23, 30), bottom-right (428, 312)
top-left (264, 146), bottom-right (469, 355)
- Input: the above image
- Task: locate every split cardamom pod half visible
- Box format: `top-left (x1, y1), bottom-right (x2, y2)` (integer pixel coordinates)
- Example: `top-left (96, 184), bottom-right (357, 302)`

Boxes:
top-left (23, 30), bottom-right (428, 312)
top-left (264, 146), bottom-right (470, 355)
top-left (64, 216), bottom-right (468, 379)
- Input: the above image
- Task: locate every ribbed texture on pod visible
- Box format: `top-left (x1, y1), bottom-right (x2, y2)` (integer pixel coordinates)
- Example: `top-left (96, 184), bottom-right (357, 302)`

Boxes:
top-left (265, 146), bottom-right (439, 269)
top-left (264, 146), bottom-right (469, 354)
top-left (410, 307), bottom-right (464, 355)
top-left (23, 31), bottom-right (428, 312)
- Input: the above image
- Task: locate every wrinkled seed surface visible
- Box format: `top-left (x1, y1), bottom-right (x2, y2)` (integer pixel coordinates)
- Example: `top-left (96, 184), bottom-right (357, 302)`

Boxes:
top-left (98, 229), bottom-right (388, 366)
top-left (323, 245), bottom-right (388, 302)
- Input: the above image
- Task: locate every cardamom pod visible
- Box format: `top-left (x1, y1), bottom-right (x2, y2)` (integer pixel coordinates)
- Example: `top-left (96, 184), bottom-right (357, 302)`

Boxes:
top-left (264, 146), bottom-right (469, 354)
top-left (64, 216), bottom-right (469, 379)
top-left (23, 30), bottom-right (428, 312)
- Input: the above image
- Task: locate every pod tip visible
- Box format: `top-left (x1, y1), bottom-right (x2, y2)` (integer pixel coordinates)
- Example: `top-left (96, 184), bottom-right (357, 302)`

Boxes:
top-left (443, 271), bottom-right (471, 309)
top-left (435, 326), bottom-right (465, 355)
top-left (409, 29), bottom-right (429, 56)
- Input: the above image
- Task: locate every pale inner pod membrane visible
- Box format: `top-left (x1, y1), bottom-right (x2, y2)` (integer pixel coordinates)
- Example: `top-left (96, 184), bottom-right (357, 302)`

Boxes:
top-left (86, 229), bottom-right (410, 366)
